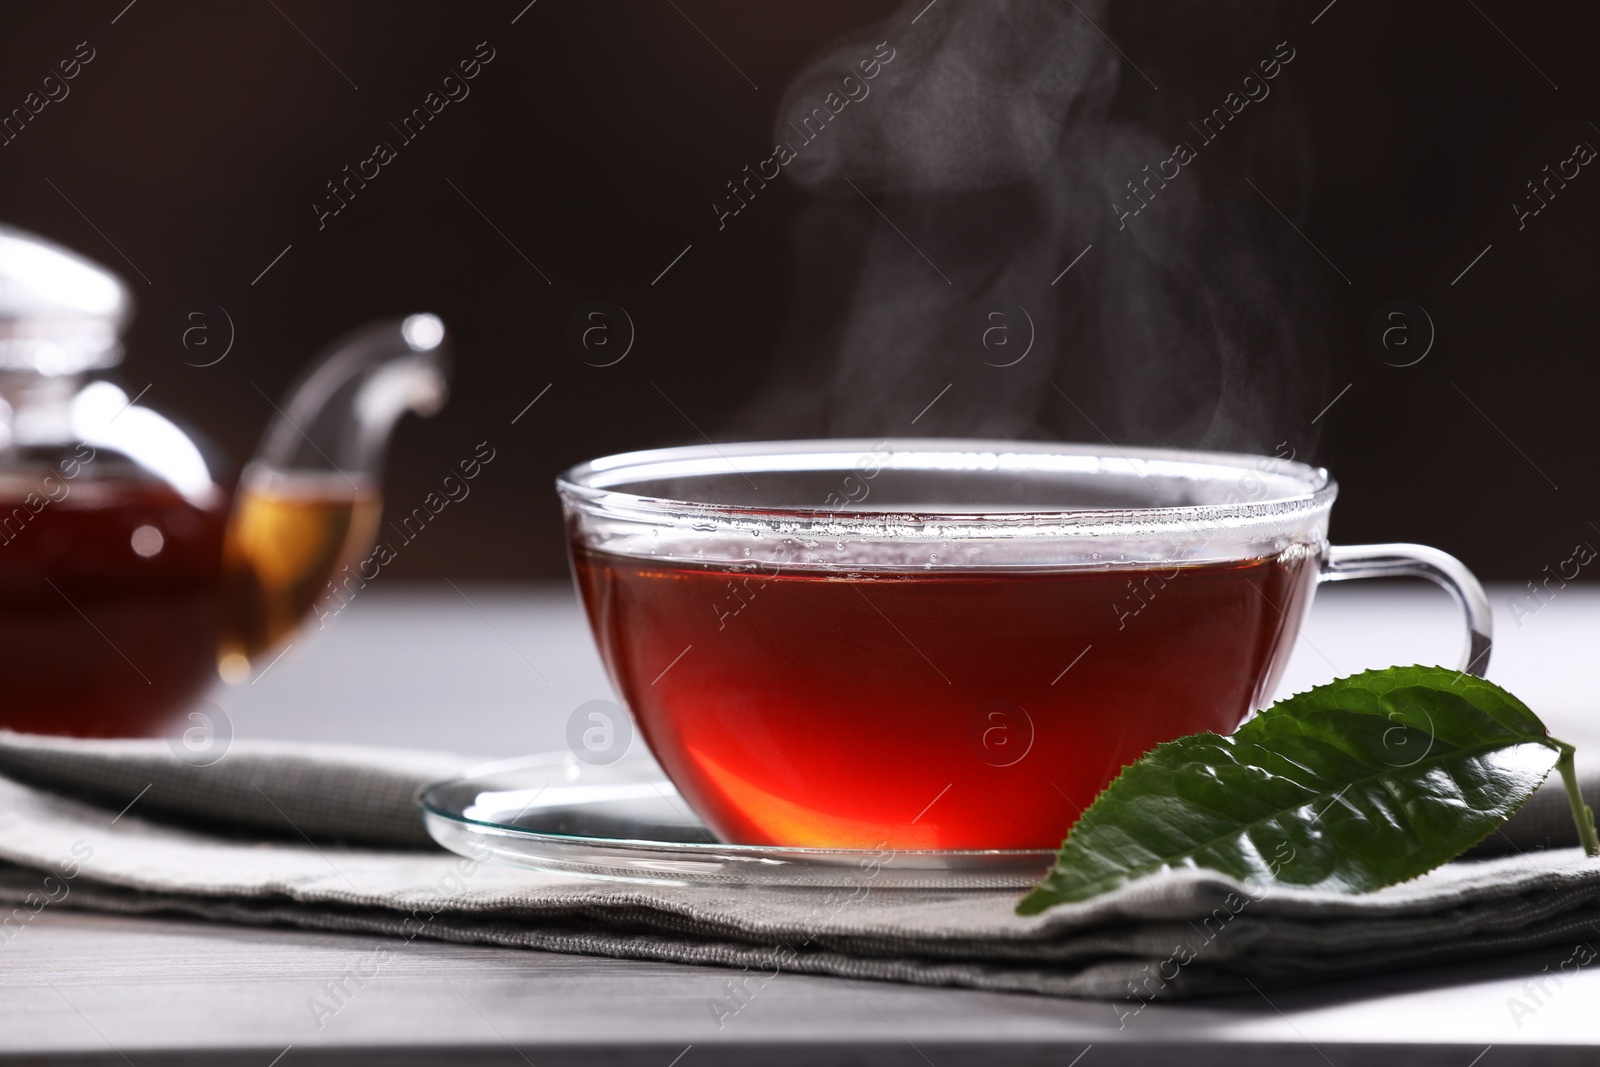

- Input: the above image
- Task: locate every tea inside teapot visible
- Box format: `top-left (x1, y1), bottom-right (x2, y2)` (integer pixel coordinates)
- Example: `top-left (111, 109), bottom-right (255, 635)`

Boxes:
top-left (217, 468), bottom-right (381, 684)
top-left (0, 224), bottom-right (449, 737)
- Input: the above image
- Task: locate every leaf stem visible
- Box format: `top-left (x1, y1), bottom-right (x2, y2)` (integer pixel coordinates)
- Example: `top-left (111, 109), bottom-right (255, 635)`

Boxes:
top-left (1555, 741), bottom-right (1600, 858)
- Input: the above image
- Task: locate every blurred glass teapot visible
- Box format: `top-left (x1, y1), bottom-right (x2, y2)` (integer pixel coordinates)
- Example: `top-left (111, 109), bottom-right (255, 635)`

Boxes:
top-left (0, 224), bottom-right (449, 736)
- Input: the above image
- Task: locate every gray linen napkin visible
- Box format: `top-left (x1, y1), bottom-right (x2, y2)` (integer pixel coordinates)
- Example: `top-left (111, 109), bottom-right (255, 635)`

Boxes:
top-left (2, 730), bottom-right (1598, 1003)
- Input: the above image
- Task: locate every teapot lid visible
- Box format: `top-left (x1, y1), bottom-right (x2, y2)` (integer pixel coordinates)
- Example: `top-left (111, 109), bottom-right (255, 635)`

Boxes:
top-left (0, 223), bottom-right (130, 375)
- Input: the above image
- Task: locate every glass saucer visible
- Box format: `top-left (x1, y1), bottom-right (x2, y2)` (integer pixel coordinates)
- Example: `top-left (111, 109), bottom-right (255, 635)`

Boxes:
top-left (417, 752), bottom-right (1054, 889)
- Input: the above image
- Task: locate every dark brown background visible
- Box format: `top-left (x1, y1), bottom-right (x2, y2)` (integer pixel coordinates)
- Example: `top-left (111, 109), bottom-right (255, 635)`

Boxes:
top-left (0, 0), bottom-right (1593, 581)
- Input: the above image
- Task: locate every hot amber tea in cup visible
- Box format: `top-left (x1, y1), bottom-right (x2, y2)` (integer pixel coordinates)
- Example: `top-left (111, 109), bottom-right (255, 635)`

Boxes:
top-left (559, 440), bottom-right (1490, 852)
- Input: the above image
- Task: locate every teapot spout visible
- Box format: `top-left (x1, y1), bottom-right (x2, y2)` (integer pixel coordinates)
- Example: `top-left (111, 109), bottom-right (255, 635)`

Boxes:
top-left (217, 314), bottom-right (451, 682)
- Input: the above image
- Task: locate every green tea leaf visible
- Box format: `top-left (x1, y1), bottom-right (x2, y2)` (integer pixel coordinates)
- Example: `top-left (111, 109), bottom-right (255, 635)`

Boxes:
top-left (1017, 666), bottom-right (1588, 914)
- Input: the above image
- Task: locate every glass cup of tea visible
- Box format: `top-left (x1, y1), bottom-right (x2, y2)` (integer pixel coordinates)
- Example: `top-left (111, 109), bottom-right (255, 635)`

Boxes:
top-left (558, 439), bottom-right (1491, 852)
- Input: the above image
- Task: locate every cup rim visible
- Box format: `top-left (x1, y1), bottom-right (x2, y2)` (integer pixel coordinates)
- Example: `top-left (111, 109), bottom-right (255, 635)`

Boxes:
top-left (557, 438), bottom-right (1336, 538)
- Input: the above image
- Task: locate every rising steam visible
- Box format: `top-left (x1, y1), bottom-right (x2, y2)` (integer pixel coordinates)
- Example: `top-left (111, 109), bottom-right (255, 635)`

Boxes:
top-left (733, 0), bottom-right (1329, 457)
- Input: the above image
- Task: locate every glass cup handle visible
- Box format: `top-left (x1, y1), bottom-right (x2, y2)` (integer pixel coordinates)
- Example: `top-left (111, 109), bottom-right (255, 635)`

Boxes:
top-left (1319, 543), bottom-right (1494, 677)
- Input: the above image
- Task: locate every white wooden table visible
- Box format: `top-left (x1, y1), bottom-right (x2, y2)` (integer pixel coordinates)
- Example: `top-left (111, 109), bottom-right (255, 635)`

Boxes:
top-left (6, 580), bottom-right (1600, 1065)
